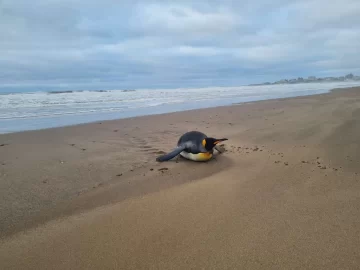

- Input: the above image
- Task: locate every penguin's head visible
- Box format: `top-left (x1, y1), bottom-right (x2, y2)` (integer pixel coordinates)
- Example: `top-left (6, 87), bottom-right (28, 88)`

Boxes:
top-left (203, 137), bottom-right (228, 151)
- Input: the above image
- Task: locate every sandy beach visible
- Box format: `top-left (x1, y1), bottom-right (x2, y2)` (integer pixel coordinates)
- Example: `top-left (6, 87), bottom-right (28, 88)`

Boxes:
top-left (1, 86), bottom-right (360, 269)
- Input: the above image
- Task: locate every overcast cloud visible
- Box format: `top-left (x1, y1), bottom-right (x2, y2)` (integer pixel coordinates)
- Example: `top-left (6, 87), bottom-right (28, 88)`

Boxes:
top-left (1, 0), bottom-right (360, 91)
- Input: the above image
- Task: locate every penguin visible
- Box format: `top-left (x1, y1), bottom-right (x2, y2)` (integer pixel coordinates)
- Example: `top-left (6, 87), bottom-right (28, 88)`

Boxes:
top-left (156, 131), bottom-right (228, 162)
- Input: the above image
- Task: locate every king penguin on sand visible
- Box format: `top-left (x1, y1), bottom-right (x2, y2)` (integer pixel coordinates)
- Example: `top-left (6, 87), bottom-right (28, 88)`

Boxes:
top-left (156, 131), bottom-right (228, 162)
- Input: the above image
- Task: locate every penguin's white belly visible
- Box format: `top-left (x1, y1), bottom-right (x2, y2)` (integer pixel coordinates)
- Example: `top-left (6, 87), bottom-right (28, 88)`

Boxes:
top-left (180, 151), bottom-right (213, 161)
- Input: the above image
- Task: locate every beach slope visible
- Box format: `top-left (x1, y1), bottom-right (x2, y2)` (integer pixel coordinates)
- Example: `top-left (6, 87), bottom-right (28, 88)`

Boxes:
top-left (1, 87), bottom-right (360, 269)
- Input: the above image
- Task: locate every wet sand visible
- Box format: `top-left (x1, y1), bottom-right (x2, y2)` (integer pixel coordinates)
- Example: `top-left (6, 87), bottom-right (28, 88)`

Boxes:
top-left (1, 86), bottom-right (360, 269)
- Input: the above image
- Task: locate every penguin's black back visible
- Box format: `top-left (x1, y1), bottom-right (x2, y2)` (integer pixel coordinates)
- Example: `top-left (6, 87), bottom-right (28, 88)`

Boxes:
top-left (177, 131), bottom-right (208, 153)
top-left (177, 131), bottom-right (207, 145)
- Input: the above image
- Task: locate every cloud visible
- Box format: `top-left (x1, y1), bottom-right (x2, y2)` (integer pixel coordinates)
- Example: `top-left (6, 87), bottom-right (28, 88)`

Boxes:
top-left (0, 0), bottom-right (360, 91)
top-left (132, 3), bottom-right (241, 36)
top-left (292, 0), bottom-right (360, 29)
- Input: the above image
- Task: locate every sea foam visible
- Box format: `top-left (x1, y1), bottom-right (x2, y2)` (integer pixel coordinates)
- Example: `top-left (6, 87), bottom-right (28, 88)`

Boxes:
top-left (1, 82), bottom-right (360, 133)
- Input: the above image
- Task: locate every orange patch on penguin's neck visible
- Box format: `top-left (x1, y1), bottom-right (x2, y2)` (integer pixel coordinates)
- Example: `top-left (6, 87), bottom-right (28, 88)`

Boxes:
top-left (202, 139), bottom-right (206, 147)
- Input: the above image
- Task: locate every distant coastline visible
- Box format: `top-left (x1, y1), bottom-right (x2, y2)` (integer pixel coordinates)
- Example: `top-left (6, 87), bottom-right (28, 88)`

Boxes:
top-left (249, 73), bottom-right (360, 86)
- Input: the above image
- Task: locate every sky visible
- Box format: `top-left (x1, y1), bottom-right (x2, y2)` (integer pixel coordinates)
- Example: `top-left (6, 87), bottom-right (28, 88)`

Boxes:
top-left (1, 0), bottom-right (360, 92)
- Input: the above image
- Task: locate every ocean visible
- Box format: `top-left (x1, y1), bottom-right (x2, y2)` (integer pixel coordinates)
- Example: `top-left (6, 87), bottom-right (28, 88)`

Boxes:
top-left (1, 81), bottom-right (360, 134)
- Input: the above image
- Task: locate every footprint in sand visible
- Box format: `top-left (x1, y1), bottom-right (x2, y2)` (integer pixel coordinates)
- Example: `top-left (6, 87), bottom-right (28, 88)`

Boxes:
top-left (158, 167), bottom-right (169, 173)
top-left (301, 161), bottom-right (308, 163)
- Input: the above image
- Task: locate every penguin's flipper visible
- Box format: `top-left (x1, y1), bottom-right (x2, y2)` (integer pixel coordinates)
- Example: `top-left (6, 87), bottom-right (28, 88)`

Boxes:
top-left (156, 146), bottom-right (186, 162)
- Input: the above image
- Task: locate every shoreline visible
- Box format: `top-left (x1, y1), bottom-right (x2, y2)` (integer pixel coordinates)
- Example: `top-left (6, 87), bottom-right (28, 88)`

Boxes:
top-left (1, 86), bottom-right (360, 269)
top-left (2, 84), bottom-right (359, 135)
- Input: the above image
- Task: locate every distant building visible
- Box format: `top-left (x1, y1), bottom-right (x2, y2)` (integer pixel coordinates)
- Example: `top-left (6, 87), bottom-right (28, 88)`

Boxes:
top-left (252, 73), bottom-right (359, 86)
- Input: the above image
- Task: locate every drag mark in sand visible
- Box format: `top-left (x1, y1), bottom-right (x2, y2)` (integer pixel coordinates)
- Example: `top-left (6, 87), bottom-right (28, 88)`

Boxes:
top-left (128, 136), bottom-right (166, 156)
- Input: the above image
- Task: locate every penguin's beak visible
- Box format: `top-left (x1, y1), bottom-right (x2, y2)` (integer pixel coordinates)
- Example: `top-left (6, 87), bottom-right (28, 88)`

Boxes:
top-left (214, 138), bottom-right (228, 144)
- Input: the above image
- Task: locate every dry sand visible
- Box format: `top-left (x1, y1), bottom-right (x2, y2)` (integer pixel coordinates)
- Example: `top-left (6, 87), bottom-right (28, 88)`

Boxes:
top-left (1, 86), bottom-right (360, 269)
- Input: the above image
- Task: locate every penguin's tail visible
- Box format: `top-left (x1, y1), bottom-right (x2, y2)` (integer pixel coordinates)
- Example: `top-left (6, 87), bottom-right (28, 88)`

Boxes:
top-left (156, 146), bottom-right (185, 162)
